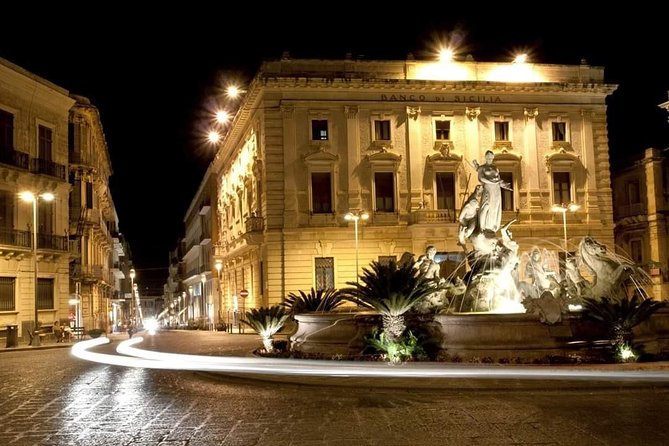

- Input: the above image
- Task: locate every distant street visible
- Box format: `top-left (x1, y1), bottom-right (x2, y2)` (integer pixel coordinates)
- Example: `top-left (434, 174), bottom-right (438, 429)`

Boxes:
top-left (2, 331), bottom-right (669, 445)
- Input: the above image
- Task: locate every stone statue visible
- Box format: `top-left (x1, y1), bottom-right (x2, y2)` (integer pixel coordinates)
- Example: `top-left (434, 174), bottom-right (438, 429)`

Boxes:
top-left (565, 256), bottom-right (589, 299)
top-left (413, 246), bottom-right (447, 313)
top-left (457, 185), bottom-right (483, 247)
top-left (472, 150), bottom-right (512, 234)
top-left (524, 248), bottom-right (559, 299)
top-left (413, 246), bottom-right (444, 284)
top-left (578, 236), bottom-right (637, 300)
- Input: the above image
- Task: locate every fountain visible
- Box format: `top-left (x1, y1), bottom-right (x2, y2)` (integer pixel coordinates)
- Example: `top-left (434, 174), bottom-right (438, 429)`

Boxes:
top-left (289, 151), bottom-right (668, 362)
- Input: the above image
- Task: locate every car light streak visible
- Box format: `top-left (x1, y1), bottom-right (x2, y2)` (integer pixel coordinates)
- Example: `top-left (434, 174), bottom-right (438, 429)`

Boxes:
top-left (69, 337), bottom-right (669, 382)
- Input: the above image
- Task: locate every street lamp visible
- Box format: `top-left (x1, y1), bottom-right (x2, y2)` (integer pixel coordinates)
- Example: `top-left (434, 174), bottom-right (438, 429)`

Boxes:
top-left (134, 283), bottom-right (142, 327)
top-left (129, 268), bottom-right (136, 326)
top-left (344, 210), bottom-right (369, 290)
top-left (200, 273), bottom-right (207, 327)
top-left (20, 191), bottom-right (54, 346)
top-left (215, 259), bottom-right (223, 331)
top-left (551, 202), bottom-right (580, 252)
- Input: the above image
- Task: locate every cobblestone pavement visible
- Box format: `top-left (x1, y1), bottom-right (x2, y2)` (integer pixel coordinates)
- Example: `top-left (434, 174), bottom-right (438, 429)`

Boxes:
top-left (1, 330), bottom-right (669, 445)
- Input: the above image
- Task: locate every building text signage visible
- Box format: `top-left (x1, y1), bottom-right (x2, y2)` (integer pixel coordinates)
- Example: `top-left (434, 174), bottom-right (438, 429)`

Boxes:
top-left (380, 94), bottom-right (502, 103)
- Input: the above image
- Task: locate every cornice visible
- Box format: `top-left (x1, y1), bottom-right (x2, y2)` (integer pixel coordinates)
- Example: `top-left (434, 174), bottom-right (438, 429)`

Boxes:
top-left (259, 77), bottom-right (618, 95)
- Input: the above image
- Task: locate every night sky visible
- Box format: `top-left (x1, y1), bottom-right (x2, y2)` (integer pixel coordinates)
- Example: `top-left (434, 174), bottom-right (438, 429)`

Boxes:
top-left (1, 7), bottom-right (668, 292)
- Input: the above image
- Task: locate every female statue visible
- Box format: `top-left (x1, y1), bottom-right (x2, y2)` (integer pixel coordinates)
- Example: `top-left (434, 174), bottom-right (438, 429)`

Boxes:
top-left (473, 150), bottom-right (511, 234)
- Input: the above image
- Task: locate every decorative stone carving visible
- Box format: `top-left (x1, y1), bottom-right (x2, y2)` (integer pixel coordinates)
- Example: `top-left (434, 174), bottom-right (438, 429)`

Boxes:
top-left (550, 141), bottom-right (574, 152)
top-left (465, 107), bottom-right (481, 121)
top-left (493, 141), bottom-right (514, 152)
top-left (344, 105), bottom-right (359, 118)
top-left (524, 107), bottom-right (539, 120)
top-left (315, 240), bottom-right (333, 256)
top-left (433, 140), bottom-right (454, 158)
top-left (406, 106), bottom-right (421, 120)
top-left (280, 105), bottom-right (294, 116)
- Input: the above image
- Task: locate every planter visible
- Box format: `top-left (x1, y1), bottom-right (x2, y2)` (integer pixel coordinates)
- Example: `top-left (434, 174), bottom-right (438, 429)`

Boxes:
top-left (291, 313), bottom-right (359, 355)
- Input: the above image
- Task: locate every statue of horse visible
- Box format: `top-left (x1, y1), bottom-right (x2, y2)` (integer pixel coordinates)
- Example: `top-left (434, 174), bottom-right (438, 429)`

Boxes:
top-left (578, 236), bottom-right (634, 300)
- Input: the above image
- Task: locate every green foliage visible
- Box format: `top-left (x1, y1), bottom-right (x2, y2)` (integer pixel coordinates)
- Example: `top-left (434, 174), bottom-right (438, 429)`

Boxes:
top-left (582, 292), bottom-right (665, 362)
top-left (365, 328), bottom-right (426, 363)
top-left (282, 287), bottom-right (344, 314)
top-left (340, 260), bottom-right (434, 317)
top-left (581, 293), bottom-right (666, 339)
top-left (242, 305), bottom-right (290, 339)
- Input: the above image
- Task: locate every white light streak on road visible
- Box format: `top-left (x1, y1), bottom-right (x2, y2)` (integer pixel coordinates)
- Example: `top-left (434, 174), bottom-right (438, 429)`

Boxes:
top-left (69, 337), bottom-right (669, 382)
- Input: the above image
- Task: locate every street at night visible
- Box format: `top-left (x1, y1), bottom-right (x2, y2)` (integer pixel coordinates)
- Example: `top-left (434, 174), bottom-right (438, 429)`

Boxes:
top-left (2, 331), bottom-right (669, 445)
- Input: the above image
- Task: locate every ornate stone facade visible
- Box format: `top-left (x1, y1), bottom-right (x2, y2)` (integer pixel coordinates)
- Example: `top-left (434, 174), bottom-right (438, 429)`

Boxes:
top-left (209, 58), bottom-right (617, 309)
top-left (0, 58), bottom-right (74, 339)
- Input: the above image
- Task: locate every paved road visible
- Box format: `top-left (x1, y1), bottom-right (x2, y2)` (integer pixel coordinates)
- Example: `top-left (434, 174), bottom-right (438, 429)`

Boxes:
top-left (1, 330), bottom-right (669, 445)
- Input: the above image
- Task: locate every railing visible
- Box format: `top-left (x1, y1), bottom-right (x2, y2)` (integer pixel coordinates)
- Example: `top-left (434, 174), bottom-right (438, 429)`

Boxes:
top-left (0, 228), bottom-right (67, 250)
top-left (71, 264), bottom-right (112, 282)
top-left (0, 228), bottom-right (31, 248)
top-left (29, 158), bottom-right (66, 180)
top-left (245, 216), bottom-right (264, 233)
top-left (38, 233), bottom-right (68, 251)
top-left (614, 203), bottom-right (646, 220)
top-left (0, 149), bottom-right (30, 170)
top-left (410, 209), bottom-right (457, 224)
top-left (69, 151), bottom-right (93, 166)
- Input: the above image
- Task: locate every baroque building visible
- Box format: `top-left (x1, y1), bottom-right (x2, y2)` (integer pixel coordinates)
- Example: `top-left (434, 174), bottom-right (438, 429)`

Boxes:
top-left (178, 167), bottom-right (219, 328)
top-left (68, 96), bottom-right (118, 330)
top-left (0, 57), bottom-right (73, 339)
top-left (211, 57), bottom-right (617, 312)
top-left (612, 147), bottom-right (668, 299)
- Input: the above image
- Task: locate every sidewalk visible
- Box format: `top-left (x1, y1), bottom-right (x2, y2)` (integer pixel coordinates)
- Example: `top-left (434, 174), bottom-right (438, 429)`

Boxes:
top-left (0, 336), bottom-right (76, 353)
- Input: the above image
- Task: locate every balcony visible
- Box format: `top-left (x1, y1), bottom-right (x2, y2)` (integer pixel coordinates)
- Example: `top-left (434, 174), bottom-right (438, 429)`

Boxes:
top-left (245, 216), bottom-right (264, 233)
top-left (614, 203), bottom-right (646, 220)
top-left (0, 149), bottom-right (29, 170)
top-left (30, 158), bottom-right (66, 181)
top-left (411, 209), bottom-right (457, 224)
top-left (0, 228), bottom-right (31, 249)
top-left (71, 264), bottom-right (112, 284)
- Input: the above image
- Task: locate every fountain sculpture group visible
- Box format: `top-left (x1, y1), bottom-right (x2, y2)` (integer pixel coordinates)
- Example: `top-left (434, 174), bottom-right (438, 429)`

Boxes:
top-left (290, 151), bottom-right (668, 361)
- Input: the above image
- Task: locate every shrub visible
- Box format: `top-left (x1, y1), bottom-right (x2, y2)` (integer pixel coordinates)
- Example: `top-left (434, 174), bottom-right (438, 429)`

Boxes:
top-left (282, 288), bottom-right (344, 314)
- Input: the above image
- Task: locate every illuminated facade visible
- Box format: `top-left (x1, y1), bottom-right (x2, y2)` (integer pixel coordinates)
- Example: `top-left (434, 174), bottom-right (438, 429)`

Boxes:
top-left (612, 147), bottom-right (668, 299)
top-left (0, 57), bottom-right (73, 339)
top-left (180, 167), bottom-right (219, 328)
top-left (211, 57), bottom-right (617, 309)
top-left (68, 96), bottom-right (118, 330)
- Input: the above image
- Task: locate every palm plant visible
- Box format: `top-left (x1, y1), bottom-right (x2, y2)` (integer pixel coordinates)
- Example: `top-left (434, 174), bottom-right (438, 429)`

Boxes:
top-left (581, 292), bottom-right (666, 360)
top-left (281, 287), bottom-right (344, 315)
top-left (242, 305), bottom-right (291, 353)
top-left (340, 260), bottom-right (434, 341)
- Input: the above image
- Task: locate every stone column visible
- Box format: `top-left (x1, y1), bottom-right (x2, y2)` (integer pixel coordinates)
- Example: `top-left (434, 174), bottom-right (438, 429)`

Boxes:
top-left (405, 105), bottom-right (423, 209)
top-left (281, 105), bottom-right (297, 227)
top-left (523, 107), bottom-right (541, 211)
top-left (345, 105), bottom-right (361, 209)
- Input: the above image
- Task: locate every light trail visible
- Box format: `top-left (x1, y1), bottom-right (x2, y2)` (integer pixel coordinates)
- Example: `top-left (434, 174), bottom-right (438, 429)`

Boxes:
top-left (70, 337), bottom-right (669, 382)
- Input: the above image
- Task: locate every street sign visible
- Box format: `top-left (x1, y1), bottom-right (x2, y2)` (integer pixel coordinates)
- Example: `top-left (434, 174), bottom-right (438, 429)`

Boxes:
top-left (239, 289), bottom-right (249, 298)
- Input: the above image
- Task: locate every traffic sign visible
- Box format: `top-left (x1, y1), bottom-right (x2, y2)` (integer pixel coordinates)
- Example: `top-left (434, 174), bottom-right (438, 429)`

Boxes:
top-left (239, 289), bottom-right (249, 298)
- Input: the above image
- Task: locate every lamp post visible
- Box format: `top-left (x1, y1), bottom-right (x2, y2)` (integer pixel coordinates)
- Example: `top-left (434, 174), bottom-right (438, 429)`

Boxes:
top-left (129, 268), bottom-right (136, 326)
top-left (344, 210), bottom-right (369, 291)
top-left (200, 273), bottom-right (207, 328)
top-left (134, 283), bottom-right (142, 327)
top-left (181, 291), bottom-right (186, 326)
top-left (215, 259), bottom-right (223, 331)
top-left (551, 202), bottom-right (580, 253)
top-left (20, 191), bottom-right (54, 347)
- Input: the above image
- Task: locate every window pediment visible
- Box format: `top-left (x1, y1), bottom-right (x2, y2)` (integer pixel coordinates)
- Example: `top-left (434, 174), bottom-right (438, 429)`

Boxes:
top-left (367, 150), bottom-right (402, 169)
top-left (544, 151), bottom-right (580, 173)
top-left (427, 150), bottom-right (461, 171)
top-left (304, 148), bottom-right (339, 167)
